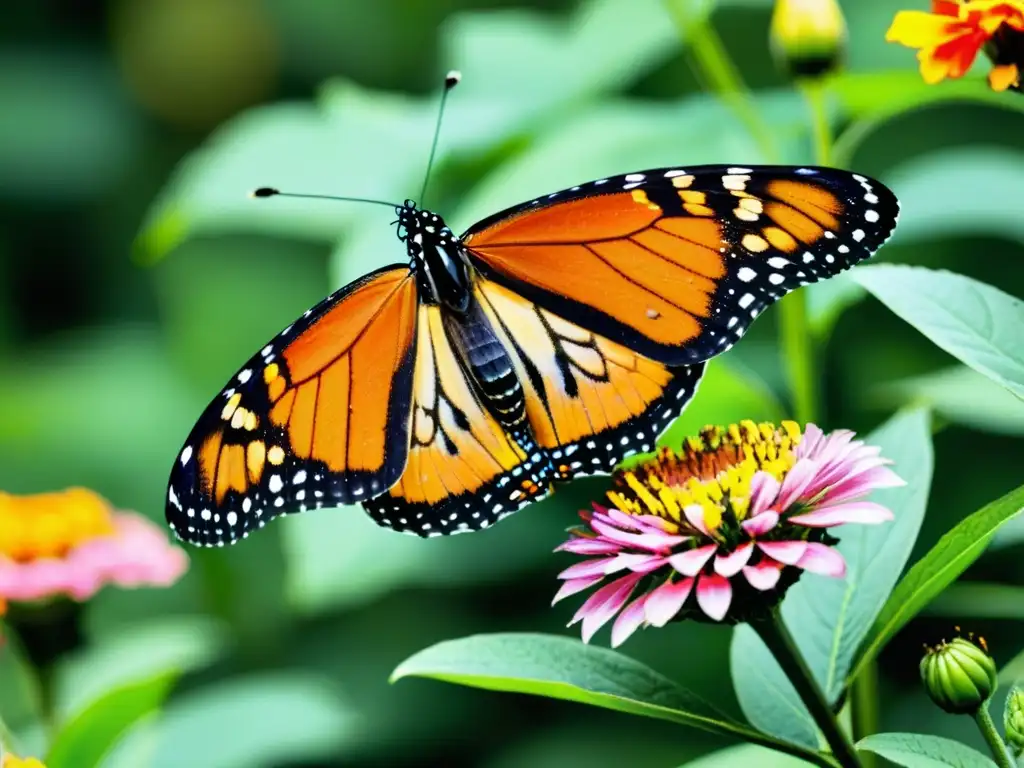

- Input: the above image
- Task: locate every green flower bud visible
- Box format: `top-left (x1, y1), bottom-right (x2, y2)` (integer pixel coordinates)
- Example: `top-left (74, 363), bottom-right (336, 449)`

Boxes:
top-left (920, 636), bottom-right (998, 715)
top-left (769, 0), bottom-right (847, 78)
top-left (1005, 683), bottom-right (1024, 756)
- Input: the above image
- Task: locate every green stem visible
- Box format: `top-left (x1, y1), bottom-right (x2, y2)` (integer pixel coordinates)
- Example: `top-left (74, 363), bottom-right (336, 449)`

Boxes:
top-left (753, 612), bottom-right (863, 768)
top-left (850, 659), bottom-right (879, 768)
top-left (662, 0), bottom-right (779, 163)
top-left (802, 79), bottom-right (832, 167)
top-left (975, 704), bottom-right (1015, 768)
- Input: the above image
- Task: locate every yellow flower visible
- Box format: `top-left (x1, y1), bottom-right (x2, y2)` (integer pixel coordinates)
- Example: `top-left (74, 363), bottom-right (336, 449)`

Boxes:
top-left (2, 753), bottom-right (47, 768)
top-left (887, 0), bottom-right (1024, 91)
top-left (770, 0), bottom-right (848, 76)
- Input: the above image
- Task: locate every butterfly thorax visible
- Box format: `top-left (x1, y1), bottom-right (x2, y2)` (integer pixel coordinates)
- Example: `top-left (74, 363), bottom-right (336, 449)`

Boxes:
top-left (397, 199), bottom-right (472, 313)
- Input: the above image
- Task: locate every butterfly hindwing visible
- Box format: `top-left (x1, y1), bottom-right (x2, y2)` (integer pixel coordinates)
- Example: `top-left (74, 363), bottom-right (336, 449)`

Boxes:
top-left (475, 278), bottom-right (707, 480)
top-left (463, 165), bottom-right (898, 366)
top-left (361, 304), bottom-right (553, 536)
top-left (166, 266), bottom-right (418, 547)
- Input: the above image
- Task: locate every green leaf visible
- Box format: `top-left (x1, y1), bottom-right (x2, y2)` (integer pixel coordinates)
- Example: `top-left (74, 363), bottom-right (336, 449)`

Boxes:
top-left (391, 633), bottom-right (764, 744)
top-left (853, 265), bottom-right (1024, 400)
top-left (873, 366), bottom-right (1024, 438)
top-left (132, 674), bottom-right (357, 768)
top-left (849, 482), bottom-right (1024, 685)
top-left (55, 616), bottom-right (228, 722)
top-left (46, 674), bottom-right (176, 768)
top-left (731, 409), bottom-right (933, 745)
top-left (729, 625), bottom-right (819, 749)
top-left (680, 744), bottom-right (820, 768)
top-left (998, 646), bottom-right (1024, 685)
top-left (855, 733), bottom-right (997, 768)
top-left (805, 274), bottom-right (867, 340)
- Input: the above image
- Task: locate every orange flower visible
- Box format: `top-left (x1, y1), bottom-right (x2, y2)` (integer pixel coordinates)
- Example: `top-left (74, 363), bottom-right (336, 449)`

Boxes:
top-left (887, 0), bottom-right (1024, 89)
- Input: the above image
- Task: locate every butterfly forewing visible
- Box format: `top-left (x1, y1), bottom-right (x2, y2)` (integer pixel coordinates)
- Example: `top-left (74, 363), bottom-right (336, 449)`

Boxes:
top-left (166, 266), bottom-right (418, 547)
top-left (463, 165), bottom-right (899, 366)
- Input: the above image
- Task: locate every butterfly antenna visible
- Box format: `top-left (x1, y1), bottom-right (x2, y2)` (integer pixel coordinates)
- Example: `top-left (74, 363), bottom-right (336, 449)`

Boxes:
top-left (419, 70), bottom-right (461, 205)
top-left (249, 188), bottom-right (402, 209)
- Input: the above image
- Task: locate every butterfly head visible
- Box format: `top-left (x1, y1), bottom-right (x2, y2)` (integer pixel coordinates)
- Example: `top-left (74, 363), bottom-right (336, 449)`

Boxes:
top-left (396, 200), bottom-right (471, 313)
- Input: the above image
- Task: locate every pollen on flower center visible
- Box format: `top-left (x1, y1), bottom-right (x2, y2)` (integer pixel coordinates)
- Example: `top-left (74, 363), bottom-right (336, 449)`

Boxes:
top-left (607, 420), bottom-right (803, 531)
top-left (0, 488), bottom-right (117, 561)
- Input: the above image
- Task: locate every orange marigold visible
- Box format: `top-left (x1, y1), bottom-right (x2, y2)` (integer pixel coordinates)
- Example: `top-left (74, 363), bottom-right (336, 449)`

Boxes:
top-left (887, 0), bottom-right (1024, 90)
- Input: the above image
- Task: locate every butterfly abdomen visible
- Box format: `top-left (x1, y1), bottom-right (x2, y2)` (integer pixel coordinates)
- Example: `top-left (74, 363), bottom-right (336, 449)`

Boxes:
top-left (444, 297), bottom-right (527, 429)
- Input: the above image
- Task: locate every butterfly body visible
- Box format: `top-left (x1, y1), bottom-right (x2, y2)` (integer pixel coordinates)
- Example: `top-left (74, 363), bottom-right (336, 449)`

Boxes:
top-left (166, 164), bottom-right (899, 547)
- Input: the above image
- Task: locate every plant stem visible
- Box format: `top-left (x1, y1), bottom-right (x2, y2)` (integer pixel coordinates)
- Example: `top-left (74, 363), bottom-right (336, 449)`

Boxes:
top-left (849, 659), bottom-right (879, 768)
top-left (975, 704), bottom-right (1015, 768)
top-left (753, 612), bottom-right (863, 768)
top-left (778, 290), bottom-right (819, 424)
top-left (802, 79), bottom-right (833, 167)
top-left (662, 0), bottom-right (779, 163)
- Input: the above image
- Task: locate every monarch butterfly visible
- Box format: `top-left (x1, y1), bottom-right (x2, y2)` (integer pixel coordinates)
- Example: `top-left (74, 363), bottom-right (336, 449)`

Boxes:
top-left (165, 72), bottom-right (899, 548)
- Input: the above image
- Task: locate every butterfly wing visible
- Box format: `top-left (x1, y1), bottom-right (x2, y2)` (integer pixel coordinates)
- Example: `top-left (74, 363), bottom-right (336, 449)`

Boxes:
top-left (166, 266), bottom-right (418, 547)
top-left (361, 303), bottom-right (552, 536)
top-left (463, 165), bottom-right (898, 365)
top-left (475, 278), bottom-right (706, 478)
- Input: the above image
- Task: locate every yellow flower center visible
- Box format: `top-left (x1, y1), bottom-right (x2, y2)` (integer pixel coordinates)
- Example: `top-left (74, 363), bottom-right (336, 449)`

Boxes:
top-left (2, 755), bottom-right (48, 768)
top-left (606, 420), bottom-right (803, 533)
top-left (0, 488), bottom-right (117, 562)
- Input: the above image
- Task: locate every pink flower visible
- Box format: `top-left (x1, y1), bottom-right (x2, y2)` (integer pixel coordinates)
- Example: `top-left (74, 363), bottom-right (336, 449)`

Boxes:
top-left (554, 422), bottom-right (902, 647)
top-left (0, 488), bottom-right (188, 605)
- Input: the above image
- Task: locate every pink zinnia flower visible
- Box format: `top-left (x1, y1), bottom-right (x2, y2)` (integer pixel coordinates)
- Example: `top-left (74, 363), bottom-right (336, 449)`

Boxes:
top-left (553, 421), bottom-right (903, 647)
top-left (0, 488), bottom-right (188, 604)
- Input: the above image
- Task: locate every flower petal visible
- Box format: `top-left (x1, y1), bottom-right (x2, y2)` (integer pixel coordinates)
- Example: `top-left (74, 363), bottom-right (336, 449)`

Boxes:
top-left (776, 459), bottom-right (820, 510)
top-left (741, 510), bottom-right (780, 537)
top-left (590, 518), bottom-right (687, 551)
top-left (611, 593), bottom-right (650, 648)
top-left (796, 423), bottom-right (825, 458)
top-left (683, 504), bottom-right (711, 536)
top-left (714, 542), bottom-right (754, 577)
top-left (644, 577), bottom-right (694, 627)
top-left (572, 571), bottom-right (645, 643)
top-left (743, 560), bottom-right (783, 591)
top-left (695, 573), bottom-right (732, 622)
top-left (789, 501), bottom-right (894, 528)
top-left (557, 557), bottom-right (620, 580)
top-left (819, 466), bottom-right (905, 506)
top-left (748, 472), bottom-right (781, 517)
top-left (757, 540), bottom-right (808, 565)
top-left (555, 538), bottom-right (622, 556)
top-left (552, 575), bottom-right (604, 604)
top-left (796, 543), bottom-right (847, 577)
top-left (668, 544), bottom-right (717, 576)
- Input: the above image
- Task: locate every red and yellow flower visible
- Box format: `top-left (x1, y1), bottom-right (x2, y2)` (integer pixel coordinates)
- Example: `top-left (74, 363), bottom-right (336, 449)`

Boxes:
top-left (887, 1), bottom-right (1024, 91)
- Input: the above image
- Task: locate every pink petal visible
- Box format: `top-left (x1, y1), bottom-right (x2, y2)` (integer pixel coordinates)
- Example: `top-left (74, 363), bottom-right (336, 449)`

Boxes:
top-left (796, 543), bottom-right (846, 577)
top-left (820, 466), bottom-right (906, 506)
top-left (572, 571), bottom-right (644, 643)
top-left (558, 557), bottom-right (620, 580)
top-left (743, 560), bottom-right (783, 590)
top-left (552, 575), bottom-right (603, 604)
top-left (714, 542), bottom-right (753, 577)
top-left (590, 519), bottom-right (687, 551)
top-left (556, 538), bottom-right (622, 556)
top-left (611, 593), bottom-right (650, 648)
top-left (682, 504), bottom-right (712, 536)
top-left (695, 573), bottom-right (732, 622)
top-left (634, 514), bottom-right (681, 533)
top-left (644, 577), bottom-right (694, 627)
top-left (756, 540), bottom-right (808, 565)
top-left (776, 459), bottom-right (820, 510)
top-left (796, 423), bottom-right (825, 458)
top-left (788, 501), bottom-right (894, 528)
top-left (603, 507), bottom-right (647, 531)
top-left (748, 472), bottom-right (781, 517)
top-left (668, 544), bottom-right (717, 576)
top-left (741, 510), bottom-right (780, 536)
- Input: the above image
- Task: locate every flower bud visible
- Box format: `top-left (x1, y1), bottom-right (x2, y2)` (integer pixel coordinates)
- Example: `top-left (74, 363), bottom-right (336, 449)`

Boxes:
top-left (1005, 683), bottom-right (1024, 756)
top-left (920, 636), bottom-right (997, 715)
top-left (770, 0), bottom-right (847, 78)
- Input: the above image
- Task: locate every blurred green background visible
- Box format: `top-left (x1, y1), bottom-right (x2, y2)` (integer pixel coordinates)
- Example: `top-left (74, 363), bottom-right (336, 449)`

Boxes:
top-left (2, 0), bottom-right (1024, 765)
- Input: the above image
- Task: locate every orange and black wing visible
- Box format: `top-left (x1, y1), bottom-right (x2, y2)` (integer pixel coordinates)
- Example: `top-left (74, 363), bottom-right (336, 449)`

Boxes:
top-left (463, 165), bottom-right (899, 366)
top-left (361, 304), bottom-right (552, 536)
top-left (475, 278), bottom-right (706, 479)
top-left (166, 266), bottom-right (418, 547)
